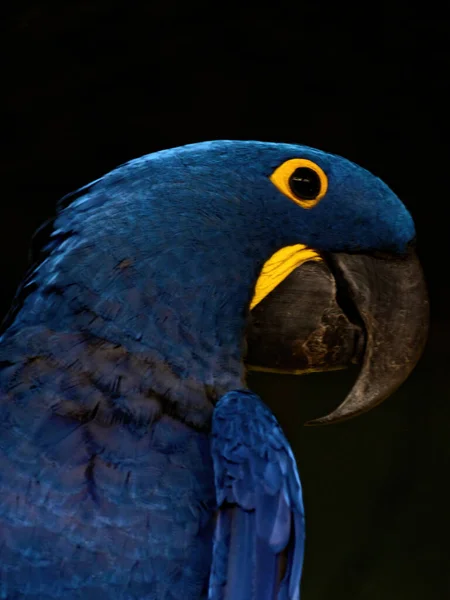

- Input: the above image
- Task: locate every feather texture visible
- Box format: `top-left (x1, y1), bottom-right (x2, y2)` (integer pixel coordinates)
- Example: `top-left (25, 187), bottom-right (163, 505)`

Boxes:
top-left (0, 328), bottom-right (216, 599)
top-left (209, 390), bottom-right (305, 600)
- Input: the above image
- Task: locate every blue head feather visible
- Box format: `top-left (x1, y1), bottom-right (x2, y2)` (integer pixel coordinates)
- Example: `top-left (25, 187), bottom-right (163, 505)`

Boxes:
top-left (2, 140), bottom-right (415, 416)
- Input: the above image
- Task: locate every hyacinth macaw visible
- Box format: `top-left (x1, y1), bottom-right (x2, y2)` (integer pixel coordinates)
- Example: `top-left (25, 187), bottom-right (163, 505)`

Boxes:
top-left (0, 141), bottom-right (428, 599)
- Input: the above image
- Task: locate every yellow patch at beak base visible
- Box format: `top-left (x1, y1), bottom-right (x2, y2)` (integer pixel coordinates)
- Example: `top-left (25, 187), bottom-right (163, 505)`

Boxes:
top-left (250, 244), bottom-right (322, 310)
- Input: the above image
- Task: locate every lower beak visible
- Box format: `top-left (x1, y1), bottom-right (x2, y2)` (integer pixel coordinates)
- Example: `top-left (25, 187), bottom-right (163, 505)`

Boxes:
top-left (245, 246), bottom-right (429, 424)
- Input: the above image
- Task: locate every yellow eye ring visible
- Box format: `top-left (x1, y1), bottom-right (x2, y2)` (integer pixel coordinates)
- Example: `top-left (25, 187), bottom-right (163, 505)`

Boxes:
top-left (270, 158), bottom-right (328, 209)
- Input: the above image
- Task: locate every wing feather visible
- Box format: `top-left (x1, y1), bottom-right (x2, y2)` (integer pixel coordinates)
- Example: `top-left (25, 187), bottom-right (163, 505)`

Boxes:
top-left (209, 390), bottom-right (305, 600)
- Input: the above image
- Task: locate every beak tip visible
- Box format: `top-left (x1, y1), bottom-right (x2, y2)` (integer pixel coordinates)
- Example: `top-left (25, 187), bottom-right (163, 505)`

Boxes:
top-left (304, 405), bottom-right (360, 426)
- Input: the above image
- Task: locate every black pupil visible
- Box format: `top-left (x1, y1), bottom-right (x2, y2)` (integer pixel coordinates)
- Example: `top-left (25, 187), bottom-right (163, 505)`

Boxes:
top-left (289, 167), bottom-right (321, 200)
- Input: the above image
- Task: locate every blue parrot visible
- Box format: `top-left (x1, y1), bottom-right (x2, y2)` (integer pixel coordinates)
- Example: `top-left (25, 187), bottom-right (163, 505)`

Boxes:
top-left (0, 140), bottom-right (428, 599)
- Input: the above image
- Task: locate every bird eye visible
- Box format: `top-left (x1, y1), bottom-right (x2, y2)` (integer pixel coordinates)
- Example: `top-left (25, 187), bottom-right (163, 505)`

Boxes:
top-left (289, 168), bottom-right (321, 200)
top-left (270, 158), bottom-right (328, 209)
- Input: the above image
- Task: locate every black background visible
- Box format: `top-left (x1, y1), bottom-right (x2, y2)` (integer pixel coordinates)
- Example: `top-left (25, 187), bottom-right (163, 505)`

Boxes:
top-left (2, 3), bottom-right (449, 598)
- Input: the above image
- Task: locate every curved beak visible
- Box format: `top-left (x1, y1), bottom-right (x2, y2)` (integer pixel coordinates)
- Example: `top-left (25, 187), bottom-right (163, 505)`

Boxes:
top-left (245, 246), bottom-right (429, 425)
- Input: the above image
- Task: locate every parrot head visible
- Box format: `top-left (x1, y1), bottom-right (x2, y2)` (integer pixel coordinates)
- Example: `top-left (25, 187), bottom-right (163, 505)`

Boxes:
top-left (2, 140), bottom-right (429, 424)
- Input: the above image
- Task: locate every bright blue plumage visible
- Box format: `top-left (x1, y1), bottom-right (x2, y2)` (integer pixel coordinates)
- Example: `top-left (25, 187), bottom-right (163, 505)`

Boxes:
top-left (210, 390), bottom-right (304, 600)
top-left (0, 140), bottom-right (416, 598)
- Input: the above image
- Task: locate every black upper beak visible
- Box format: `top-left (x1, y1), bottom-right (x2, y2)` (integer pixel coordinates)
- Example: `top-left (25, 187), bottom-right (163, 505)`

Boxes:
top-left (245, 246), bottom-right (429, 424)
